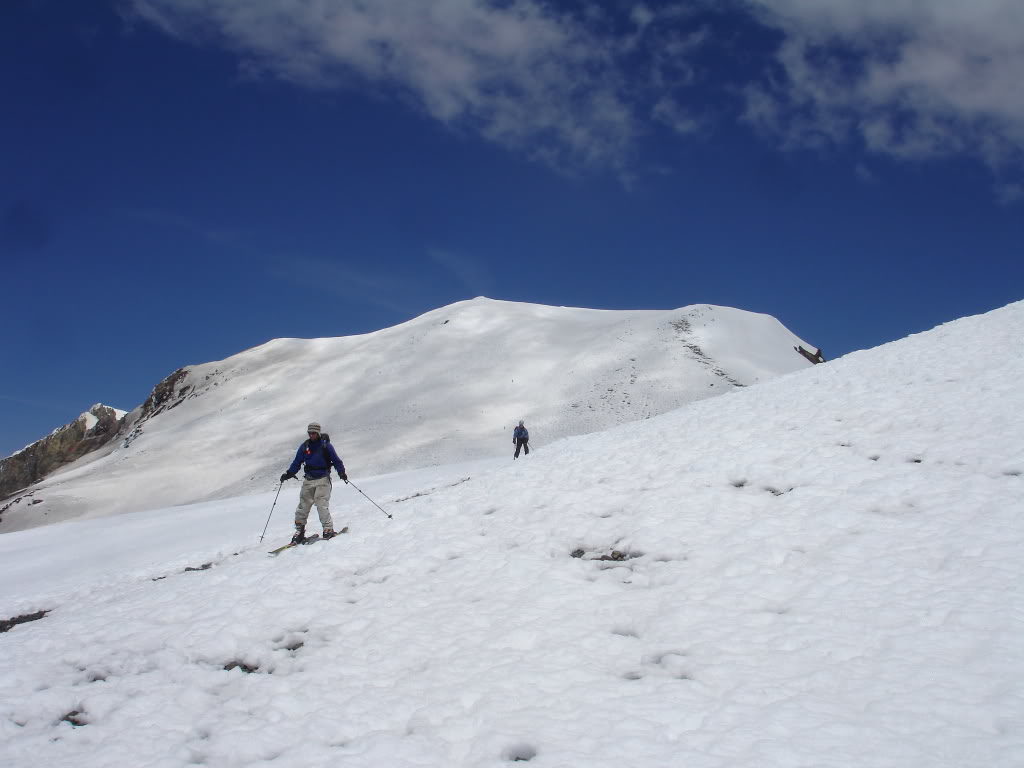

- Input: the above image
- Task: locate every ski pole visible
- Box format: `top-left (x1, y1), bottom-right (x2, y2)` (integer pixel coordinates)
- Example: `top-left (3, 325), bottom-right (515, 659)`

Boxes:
top-left (348, 480), bottom-right (393, 519)
top-left (259, 481), bottom-right (285, 543)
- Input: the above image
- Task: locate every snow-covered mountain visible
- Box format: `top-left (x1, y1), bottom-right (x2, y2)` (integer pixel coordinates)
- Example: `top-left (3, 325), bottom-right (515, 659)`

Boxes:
top-left (0, 300), bottom-right (1020, 768)
top-left (0, 298), bottom-right (816, 531)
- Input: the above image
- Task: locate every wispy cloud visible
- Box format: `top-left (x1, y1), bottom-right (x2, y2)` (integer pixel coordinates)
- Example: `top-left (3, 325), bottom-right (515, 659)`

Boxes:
top-left (854, 163), bottom-right (877, 185)
top-left (126, 0), bottom-right (671, 175)
top-left (118, 207), bottom-right (241, 245)
top-left (268, 255), bottom-right (421, 314)
top-left (743, 0), bottom-right (1024, 172)
top-left (125, 1), bottom-right (1024, 185)
top-left (268, 248), bottom-right (497, 314)
top-left (995, 182), bottom-right (1024, 206)
top-left (429, 248), bottom-right (494, 297)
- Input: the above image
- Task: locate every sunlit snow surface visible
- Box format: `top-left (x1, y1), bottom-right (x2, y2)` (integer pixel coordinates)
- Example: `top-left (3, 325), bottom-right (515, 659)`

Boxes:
top-left (4, 299), bottom-right (814, 529)
top-left (1, 302), bottom-right (1022, 767)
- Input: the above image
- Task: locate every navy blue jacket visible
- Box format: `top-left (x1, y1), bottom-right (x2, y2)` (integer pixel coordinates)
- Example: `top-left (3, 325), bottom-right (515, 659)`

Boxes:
top-left (288, 438), bottom-right (346, 479)
top-left (513, 426), bottom-right (529, 441)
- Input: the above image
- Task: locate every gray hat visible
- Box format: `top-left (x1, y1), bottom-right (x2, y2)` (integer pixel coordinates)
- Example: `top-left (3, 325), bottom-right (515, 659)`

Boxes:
top-left (306, 422), bottom-right (322, 434)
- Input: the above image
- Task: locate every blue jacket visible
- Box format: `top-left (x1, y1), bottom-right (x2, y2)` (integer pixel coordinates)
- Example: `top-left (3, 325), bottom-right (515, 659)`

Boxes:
top-left (288, 438), bottom-right (346, 479)
top-left (513, 426), bottom-right (529, 441)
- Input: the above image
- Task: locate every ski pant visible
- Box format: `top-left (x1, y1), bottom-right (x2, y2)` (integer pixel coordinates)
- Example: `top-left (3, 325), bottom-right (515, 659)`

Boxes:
top-left (514, 438), bottom-right (530, 458)
top-left (295, 475), bottom-right (333, 530)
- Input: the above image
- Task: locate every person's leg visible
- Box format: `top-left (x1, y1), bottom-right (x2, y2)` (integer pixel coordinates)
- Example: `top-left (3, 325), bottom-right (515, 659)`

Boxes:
top-left (523, 440), bottom-right (529, 455)
top-left (295, 479), bottom-right (315, 528)
top-left (313, 476), bottom-right (334, 531)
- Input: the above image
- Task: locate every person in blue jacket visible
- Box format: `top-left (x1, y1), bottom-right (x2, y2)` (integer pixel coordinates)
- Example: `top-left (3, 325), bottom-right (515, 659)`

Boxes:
top-left (513, 420), bottom-right (530, 459)
top-left (280, 422), bottom-right (347, 543)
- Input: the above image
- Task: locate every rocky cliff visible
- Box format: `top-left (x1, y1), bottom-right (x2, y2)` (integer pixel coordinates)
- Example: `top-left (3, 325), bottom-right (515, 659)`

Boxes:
top-left (0, 366), bottom-right (200, 523)
top-left (0, 404), bottom-right (126, 500)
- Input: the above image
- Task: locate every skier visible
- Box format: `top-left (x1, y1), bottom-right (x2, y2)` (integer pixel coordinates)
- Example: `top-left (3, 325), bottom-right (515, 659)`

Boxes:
top-left (280, 422), bottom-right (347, 544)
top-left (513, 420), bottom-right (530, 459)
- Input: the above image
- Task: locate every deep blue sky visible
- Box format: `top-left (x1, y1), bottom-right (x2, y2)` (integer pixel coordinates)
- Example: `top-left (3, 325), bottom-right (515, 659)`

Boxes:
top-left (2, 0), bottom-right (1022, 457)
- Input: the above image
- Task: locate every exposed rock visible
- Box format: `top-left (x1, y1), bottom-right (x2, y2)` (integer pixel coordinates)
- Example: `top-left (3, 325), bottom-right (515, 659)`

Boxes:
top-left (59, 711), bottom-right (87, 727)
top-left (570, 548), bottom-right (643, 562)
top-left (0, 367), bottom-right (200, 509)
top-left (0, 404), bottom-right (126, 500)
top-left (795, 344), bottom-right (826, 364)
top-left (671, 316), bottom-right (745, 387)
top-left (142, 367), bottom-right (192, 416)
top-left (121, 367), bottom-right (194, 448)
top-left (0, 609), bottom-right (49, 633)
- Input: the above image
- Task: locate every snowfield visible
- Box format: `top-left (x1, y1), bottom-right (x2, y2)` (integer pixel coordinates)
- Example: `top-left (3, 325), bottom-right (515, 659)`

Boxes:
top-left (1, 300), bottom-right (1022, 767)
top-left (1, 298), bottom-right (814, 530)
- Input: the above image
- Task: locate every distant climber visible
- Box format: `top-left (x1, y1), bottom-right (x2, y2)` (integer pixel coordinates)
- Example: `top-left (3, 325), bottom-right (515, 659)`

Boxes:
top-left (513, 420), bottom-right (530, 459)
top-left (280, 422), bottom-right (347, 544)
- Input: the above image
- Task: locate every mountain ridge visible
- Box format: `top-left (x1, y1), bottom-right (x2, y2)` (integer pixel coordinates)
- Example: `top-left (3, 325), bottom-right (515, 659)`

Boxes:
top-left (0, 298), bottom-right (816, 531)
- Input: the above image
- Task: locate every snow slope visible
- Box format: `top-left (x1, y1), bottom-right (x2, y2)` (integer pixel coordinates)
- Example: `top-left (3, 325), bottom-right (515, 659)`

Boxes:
top-left (0, 300), bottom-right (1021, 768)
top-left (2, 298), bottom-right (814, 530)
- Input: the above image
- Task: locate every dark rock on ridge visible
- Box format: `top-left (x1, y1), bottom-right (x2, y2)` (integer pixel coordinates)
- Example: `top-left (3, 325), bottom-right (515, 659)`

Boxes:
top-left (120, 367), bottom-right (194, 448)
top-left (0, 404), bottom-right (125, 500)
top-left (0, 366), bottom-right (199, 508)
top-left (0, 365), bottom-right (204, 515)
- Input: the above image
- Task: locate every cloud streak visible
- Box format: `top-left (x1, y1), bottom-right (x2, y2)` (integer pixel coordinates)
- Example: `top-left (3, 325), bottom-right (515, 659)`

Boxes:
top-left (268, 250), bottom-right (488, 315)
top-left (268, 254), bottom-right (421, 315)
top-left (429, 248), bottom-right (494, 297)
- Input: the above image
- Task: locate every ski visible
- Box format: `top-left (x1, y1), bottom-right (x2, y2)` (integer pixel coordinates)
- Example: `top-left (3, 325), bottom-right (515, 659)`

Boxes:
top-left (268, 534), bottom-right (319, 555)
top-left (268, 527), bottom-right (348, 555)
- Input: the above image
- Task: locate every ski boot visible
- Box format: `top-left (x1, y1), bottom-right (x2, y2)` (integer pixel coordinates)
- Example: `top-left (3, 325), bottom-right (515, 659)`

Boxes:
top-left (290, 526), bottom-right (306, 545)
top-left (322, 527), bottom-right (336, 540)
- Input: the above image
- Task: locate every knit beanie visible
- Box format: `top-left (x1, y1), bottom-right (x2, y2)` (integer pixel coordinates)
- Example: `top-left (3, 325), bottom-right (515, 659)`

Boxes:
top-left (307, 422), bottom-right (322, 434)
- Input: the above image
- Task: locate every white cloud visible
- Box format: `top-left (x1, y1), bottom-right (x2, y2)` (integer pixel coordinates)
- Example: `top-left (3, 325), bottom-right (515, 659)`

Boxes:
top-left (744, 0), bottom-right (1024, 170)
top-left (127, 0), bottom-right (650, 173)
top-left (126, 1), bottom-right (1024, 183)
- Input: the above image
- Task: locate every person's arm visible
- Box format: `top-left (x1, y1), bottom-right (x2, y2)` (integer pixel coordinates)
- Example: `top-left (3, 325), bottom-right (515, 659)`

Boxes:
top-left (281, 445), bottom-right (304, 481)
top-left (328, 444), bottom-right (348, 481)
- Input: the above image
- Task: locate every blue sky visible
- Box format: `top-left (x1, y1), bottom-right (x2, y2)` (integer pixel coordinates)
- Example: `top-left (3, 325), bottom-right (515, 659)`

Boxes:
top-left (2, 0), bottom-right (1023, 457)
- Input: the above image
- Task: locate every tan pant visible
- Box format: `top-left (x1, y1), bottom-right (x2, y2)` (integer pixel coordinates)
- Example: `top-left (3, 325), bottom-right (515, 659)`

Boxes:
top-left (295, 475), bottom-right (333, 530)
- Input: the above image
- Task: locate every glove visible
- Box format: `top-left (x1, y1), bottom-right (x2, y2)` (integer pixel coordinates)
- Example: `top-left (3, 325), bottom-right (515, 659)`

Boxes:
top-left (340, 472), bottom-right (348, 483)
top-left (280, 472), bottom-right (296, 482)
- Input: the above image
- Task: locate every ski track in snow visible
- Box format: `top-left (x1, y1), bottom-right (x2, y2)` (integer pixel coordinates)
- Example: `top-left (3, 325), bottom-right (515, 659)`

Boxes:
top-left (1, 301), bottom-right (1023, 767)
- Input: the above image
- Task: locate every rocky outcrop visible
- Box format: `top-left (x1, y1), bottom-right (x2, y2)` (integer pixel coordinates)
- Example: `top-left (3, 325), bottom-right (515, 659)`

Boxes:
top-left (0, 367), bottom-right (198, 510)
top-left (141, 367), bottom-right (192, 416)
top-left (795, 345), bottom-right (826, 364)
top-left (0, 366), bottom-right (201, 524)
top-left (121, 367), bottom-right (194, 448)
top-left (0, 404), bottom-right (126, 500)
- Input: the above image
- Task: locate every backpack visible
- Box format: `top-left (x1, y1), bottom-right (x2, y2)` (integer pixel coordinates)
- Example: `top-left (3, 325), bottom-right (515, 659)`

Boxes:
top-left (304, 433), bottom-right (332, 467)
